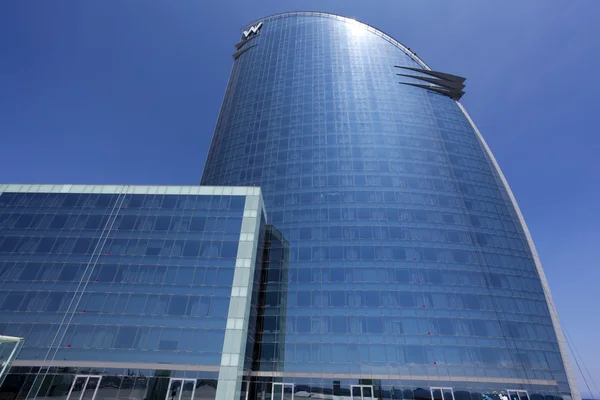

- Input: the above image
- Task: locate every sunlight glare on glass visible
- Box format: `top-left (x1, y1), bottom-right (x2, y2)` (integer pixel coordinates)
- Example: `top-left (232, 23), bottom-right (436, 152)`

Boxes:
top-left (347, 19), bottom-right (367, 37)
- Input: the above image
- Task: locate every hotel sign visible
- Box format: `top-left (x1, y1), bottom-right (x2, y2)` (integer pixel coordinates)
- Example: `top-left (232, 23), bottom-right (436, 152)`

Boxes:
top-left (242, 22), bottom-right (263, 39)
top-left (233, 22), bottom-right (263, 59)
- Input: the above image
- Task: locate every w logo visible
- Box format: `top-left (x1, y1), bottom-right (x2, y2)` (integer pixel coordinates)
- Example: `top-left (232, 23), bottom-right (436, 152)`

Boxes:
top-left (242, 22), bottom-right (263, 39)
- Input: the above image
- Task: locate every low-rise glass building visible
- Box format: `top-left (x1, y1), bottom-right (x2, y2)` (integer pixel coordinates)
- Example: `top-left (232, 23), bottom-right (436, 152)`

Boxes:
top-left (0, 184), bottom-right (266, 400)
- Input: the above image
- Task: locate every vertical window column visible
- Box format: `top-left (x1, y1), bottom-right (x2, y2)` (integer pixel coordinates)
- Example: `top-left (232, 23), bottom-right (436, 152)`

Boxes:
top-left (216, 192), bottom-right (263, 400)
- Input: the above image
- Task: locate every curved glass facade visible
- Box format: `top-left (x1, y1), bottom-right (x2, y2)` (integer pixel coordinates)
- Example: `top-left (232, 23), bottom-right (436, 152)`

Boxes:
top-left (202, 12), bottom-right (578, 400)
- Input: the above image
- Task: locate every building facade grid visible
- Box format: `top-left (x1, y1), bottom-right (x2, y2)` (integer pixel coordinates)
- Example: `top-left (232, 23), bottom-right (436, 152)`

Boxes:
top-left (202, 12), bottom-right (578, 400)
top-left (0, 184), bottom-right (265, 400)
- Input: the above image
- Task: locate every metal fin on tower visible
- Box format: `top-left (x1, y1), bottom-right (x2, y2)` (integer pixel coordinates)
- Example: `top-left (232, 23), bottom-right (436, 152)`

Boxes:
top-left (232, 44), bottom-right (257, 60)
top-left (395, 65), bottom-right (466, 100)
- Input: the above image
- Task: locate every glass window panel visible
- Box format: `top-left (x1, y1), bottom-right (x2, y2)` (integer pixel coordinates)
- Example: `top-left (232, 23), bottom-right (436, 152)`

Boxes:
top-left (73, 238), bottom-right (95, 254)
top-left (36, 237), bottom-right (57, 253)
top-left (168, 296), bottom-right (190, 316)
top-left (154, 216), bottom-right (172, 231)
top-left (127, 294), bottom-right (148, 314)
top-left (209, 297), bottom-right (229, 316)
top-left (112, 326), bottom-right (138, 349)
top-left (86, 293), bottom-right (106, 312)
top-left (183, 241), bottom-right (201, 257)
top-left (145, 240), bottom-right (163, 256)
top-left (1, 293), bottom-right (24, 311)
top-left (175, 267), bottom-right (195, 284)
top-left (18, 263), bottom-right (42, 281)
top-left (220, 241), bottom-right (238, 258)
top-left (159, 328), bottom-right (180, 350)
top-left (97, 264), bottom-right (118, 282)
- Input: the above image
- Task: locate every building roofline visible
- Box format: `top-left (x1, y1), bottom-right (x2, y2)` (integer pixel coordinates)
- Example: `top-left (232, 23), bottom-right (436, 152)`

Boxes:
top-left (0, 183), bottom-right (262, 198)
top-left (242, 11), bottom-right (431, 70)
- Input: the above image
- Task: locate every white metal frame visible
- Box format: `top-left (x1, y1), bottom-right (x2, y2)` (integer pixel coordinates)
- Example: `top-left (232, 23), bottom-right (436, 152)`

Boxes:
top-left (65, 374), bottom-right (102, 400)
top-left (431, 387), bottom-right (456, 400)
top-left (271, 382), bottom-right (294, 400)
top-left (0, 335), bottom-right (23, 386)
top-left (507, 389), bottom-right (530, 400)
top-left (165, 378), bottom-right (197, 400)
top-left (351, 384), bottom-right (374, 399)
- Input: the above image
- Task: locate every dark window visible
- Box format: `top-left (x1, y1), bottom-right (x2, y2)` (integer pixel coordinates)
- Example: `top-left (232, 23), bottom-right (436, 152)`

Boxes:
top-left (214, 269), bottom-right (234, 286)
top-left (230, 196), bottom-right (246, 209)
top-left (367, 316), bottom-right (384, 333)
top-left (14, 214), bottom-right (34, 228)
top-left (58, 264), bottom-right (81, 281)
top-left (392, 247), bottom-right (406, 260)
top-left (115, 327), bottom-right (138, 349)
top-left (297, 291), bottom-right (310, 307)
top-left (19, 263), bottom-right (41, 281)
top-left (182, 241), bottom-right (200, 257)
top-left (1, 293), bottom-right (24, 311)
top-left (161, 195), bottom-right (177, 209)
top-left (190, 217), bottom-right (206, 232)
top-left (62, 194), bottom-right (79, 207)
top-left (46, 292), bottom-right (67, 312)
top-left (438, 318), bottom-right (455, 335)
top-left (145, 240), bottom-right (163, 256)
top-left (0, 237), bottom-right (20, 252)
top-left (398, 292), bottom-right (415, 307)
top-left (95, 194), bottom-right (116, 208)
top-left (36, 237), bottom-right (56, 253)
top-left (0, 193), bottom-right (17, 206)
top-left (49, 215), bottom-right (68, 229)
top-left (154, 216), bottom-right (171, 231)
top-left (127, 195), bottom-right (144, 208)
top-left (365, 292), bottom-right (380, 307)
top-left (0, 374), bottom-right (27, 398)
top-left (168, 296), bottom-right (190, 316)
top-left (84, 215), bottom-right (106, 230)
top-left (73, 238), bottom-right (95, 254)
top-left (220, 241), bottom-right (238, 258)
top-left (98, 265), bottom-right (118, 282)
top-left (119, 215), bottom-right (137, 230)
top-left (225, 218), bottom-right (242, 232)
top-left (472, 319), bottom-right (488, 336)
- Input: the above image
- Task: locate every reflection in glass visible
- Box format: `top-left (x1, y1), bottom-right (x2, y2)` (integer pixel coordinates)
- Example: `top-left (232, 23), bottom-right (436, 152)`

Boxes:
top-left (164, 379), bottom-right (196, 400)
top-left (67, 376), bottom-right (87, 399)
top-left (81, 377), bottom-right (99, 400)
top-left (180, 380), bottom-right (194, 400)
top-left (168, 380), bottom-right (181, 400)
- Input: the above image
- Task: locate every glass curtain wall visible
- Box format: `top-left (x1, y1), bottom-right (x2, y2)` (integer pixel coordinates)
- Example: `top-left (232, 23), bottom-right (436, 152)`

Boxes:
top-left (202, 12), bottom-right (574, 400)
top-left (0, 187), bottom-right (257, 400)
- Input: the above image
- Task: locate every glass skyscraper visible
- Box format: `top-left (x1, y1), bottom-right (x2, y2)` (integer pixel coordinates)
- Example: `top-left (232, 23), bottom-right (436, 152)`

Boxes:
top-left (201, 11), bottom-right (580, 400)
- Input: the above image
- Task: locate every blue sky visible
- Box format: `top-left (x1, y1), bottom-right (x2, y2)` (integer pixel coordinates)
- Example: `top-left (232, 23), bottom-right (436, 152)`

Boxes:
top-left (1, 1), bottom-right (599, 394)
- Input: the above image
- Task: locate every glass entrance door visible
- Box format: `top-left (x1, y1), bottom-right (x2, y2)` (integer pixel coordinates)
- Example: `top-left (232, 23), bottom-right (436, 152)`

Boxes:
top-left (507, 390), bottom-right (530, 400)
top-left (166, 379), bottom-right (196, 400)
top-left (431, 387), bottom-right (456, 400)
top-left (351, 385), bottom-right (374, 400)
top-left (272, 383), bottom-right (294, 400)
top-left (65, 375), bottom-right (102, 400)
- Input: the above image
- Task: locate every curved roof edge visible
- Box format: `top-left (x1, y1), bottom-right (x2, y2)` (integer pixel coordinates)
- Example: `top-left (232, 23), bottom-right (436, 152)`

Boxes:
top-left (243, 11), bottom-right (431, 71)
